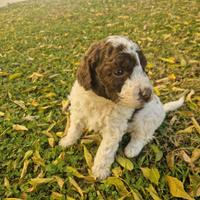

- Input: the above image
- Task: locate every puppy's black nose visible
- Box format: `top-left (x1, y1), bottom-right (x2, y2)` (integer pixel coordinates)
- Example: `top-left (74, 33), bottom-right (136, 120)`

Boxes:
top-left (139, 88), bottom-right (152, 102)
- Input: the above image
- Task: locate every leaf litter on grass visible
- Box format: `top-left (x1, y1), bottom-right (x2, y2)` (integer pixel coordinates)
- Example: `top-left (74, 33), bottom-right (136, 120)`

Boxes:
top-left (0, 0), bottom-right (199, 199)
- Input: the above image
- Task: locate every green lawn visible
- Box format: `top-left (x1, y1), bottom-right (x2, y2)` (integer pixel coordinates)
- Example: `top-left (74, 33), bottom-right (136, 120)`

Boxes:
top-left (0, 0), bottom-right (199, 199)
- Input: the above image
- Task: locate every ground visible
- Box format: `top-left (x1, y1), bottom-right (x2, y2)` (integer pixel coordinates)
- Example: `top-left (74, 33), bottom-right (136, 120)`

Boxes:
top-left (0, 0), bottom-right (199, 199)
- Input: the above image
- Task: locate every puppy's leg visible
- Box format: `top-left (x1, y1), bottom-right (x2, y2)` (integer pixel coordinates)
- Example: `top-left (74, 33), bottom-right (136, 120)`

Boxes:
top-left (124, 126), bottom-right (153, 158)
top-left (59, 115), bottom-right (84, 148)
top-left (92, 132), bottom-right (123, 180)
top-left (125, 96), bottom-right (165, 158)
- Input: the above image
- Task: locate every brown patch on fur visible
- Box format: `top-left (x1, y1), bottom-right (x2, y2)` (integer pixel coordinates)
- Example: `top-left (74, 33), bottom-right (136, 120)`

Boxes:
top-left (77, 39), bottom-right (144, 101)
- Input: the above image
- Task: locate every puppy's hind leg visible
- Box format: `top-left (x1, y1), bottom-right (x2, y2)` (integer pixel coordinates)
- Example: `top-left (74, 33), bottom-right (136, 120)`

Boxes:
top-left (59, 114), bottom-right (84, 148)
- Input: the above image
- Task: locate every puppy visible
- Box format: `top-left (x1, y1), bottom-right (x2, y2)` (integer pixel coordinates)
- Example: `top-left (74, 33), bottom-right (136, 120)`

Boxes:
top-left (59, 36), bottom-right (184, 180)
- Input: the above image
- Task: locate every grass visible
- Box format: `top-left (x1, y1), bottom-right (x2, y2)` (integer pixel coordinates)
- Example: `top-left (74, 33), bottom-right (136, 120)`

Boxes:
top-left (0, 0), bottom-right (199, 199)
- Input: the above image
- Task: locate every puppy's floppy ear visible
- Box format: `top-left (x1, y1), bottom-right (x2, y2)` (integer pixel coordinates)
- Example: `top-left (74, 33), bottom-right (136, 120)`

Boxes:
top-left (77, 42), bottom-right (100, 90)
top-left (137, 50), bottom-right (147, 69)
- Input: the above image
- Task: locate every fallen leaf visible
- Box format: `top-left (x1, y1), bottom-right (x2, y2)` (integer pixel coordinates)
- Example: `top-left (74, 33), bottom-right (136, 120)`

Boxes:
top-left (146, 184), bottom-right (162, 200)
top-left (66, 166), bottom-right (95, 182)
top-left (13, 124), bottom-right (28, 131)
top-left (151, 144), bottom-right (163, 162)
top-left (103, 177), bottom-right (129, 196)
top-left (4, 177), bottom-right (10, 189)
top-left (176, 126), bottom-right (194, 134)
top-left (189, 175), bottom-right (200, 197)
top-left (29, 72), bottom-right (43, 82)
top-left (116, 155), bottom-right (134, 171)
top-left (112, 166), bottom-right (123, 177)
top-left (141, 167), bottom-right (160, 185)
top-left (180, 150), bottom-right (192, 164)
top-left (69, 177), bottom-right (84, 197)
top-left (20, 159), bottom-right (30, 179)
top-left (29, 177), bottom-right (54, 189)
top-left (191, 149), bottom-right (200, 163)
top-left (130, 189), bottom-right (143, 200)
top-left (61, 99), bottom-right (70, 112)
top-left (186, 90), bottom-right (195, 102)
top-left (9, 72), bottom-right (22, 80)
top-left (168, 73), bottom-right (176, 81)
top-left (32, 150), bottom-right (45, 167)
top-left (53, 176), bottom-right (64, 190)
top-left (159, 57), bottom-right (176, 64)
top-left (48, 137), bottom-right (55, 148)
top-left (23, 150), bottom-right (33, 161)
top-left (83, 145), bottom-right (93, 169)
top-left (50, 192), bottom-right (64, 200)
top-left (0, 111), bottom-right (5, 117)
top-left (166, 152), bottom-right (175, 170)
top-left (13, 100), bottom-right (26, 110)
top-left (166, 176), bottom-right (194, 200)
top-left (191, 117), bottom-right (200, 134)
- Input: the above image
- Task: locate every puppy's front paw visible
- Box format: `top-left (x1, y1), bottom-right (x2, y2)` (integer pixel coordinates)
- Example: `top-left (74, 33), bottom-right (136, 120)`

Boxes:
top-left (124, 142), bottom-right (144, 158)
top-left (92, 164), bottom-right (110, 180)
top-left (59, 136), bottom-right (75, 148)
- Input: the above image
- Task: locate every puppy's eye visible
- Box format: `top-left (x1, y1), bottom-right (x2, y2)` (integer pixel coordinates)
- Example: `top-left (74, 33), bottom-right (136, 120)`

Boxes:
top-left (113, 69), bottom-right (124, 77)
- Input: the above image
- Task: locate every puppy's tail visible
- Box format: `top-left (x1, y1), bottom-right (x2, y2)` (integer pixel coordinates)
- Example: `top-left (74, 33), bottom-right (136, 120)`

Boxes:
top-left (163, 96), bottom-right (185, 113)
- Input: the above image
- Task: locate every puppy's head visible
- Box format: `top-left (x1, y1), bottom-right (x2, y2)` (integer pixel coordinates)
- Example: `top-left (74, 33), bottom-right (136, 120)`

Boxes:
top-left (77, 35), bottom-right (152, 108)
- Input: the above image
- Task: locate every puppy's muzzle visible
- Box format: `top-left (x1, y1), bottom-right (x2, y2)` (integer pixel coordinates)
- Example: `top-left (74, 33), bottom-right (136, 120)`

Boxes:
top-left (139, 88), bottom-right (152, 102)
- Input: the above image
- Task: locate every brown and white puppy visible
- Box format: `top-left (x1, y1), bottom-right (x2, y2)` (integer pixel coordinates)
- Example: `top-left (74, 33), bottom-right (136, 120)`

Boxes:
top-left (59, 35), bottom-right (184, 180)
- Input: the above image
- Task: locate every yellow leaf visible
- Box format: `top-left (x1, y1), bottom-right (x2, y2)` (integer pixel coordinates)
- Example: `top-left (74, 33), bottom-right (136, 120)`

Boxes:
top-left (4, 177), bottom-right (10, 189)
top-left (66, 196), bottom-right (76, 200)
top-left (23, 150), bottom-right (33, 161)
top-left (0, 71), bottom-right (9, 76)
top-left (9, 72), bottom-right (22, 80)
top-left (166, 176), bottom-right (194, 200)
top-left (180, 150), bottom-right (192, 164)
top-left (112, 166), bottom-right (123, 177)
top-left (130, 189), bottom-right (143, 200)
top-left (13, 124), bottom-right (28, 131)
top-left (51, 192), bottom-right (63, 200)
top-left (0, 111), bottom-right (5, 117)
top-left (103, 177), bottom-right (129, 196)
top-left (141, 167), bottom-right (160, 185)
top-left (118, 15), bottom-right (129, 19)
top-left (4, 199), bottom-right (22, 200)
top-left (116, 155), bottom-right (134, 171)
top-left (186, 90), bottom-right (195, 102)
top-left (29, 177), bottom-right (54, 189)
top-left (62, 99), bottom-right (70, 112)
top-left (154, 86), bottom-right (160, 96)
top-left (69, 177), bottom-right (84, 197)
top-left (53, 176), bottom-right (64, 190)
top-left (20, 160), bottom-right (30, 179)
top-left (66, 166), bottom-right (95, 182)
top-left (176, 126), bottom-right (194, 134)
top-left (29, 72), bottom-right (43, 82)
top-left (83, 145), bottom-right (93, 169)
top-left (13, 100), bottom-right (26, 110)
top-left (191, 117), bottom-right (200, 134)
top-left (32, 150), bottom-right (45, 167)
top-left (159, 57), bottom-right (176, 64)
top-left (168, 73), bottom-right (176, 81)
top-left (45, 92), bottom-right (56, 98)
top-left (146, 184), bottom-right (162, 200)
top-left (48, 138), bottom-right (55, 148)
top-left (56, 131), bottom-right (65, 137)
top-left (191, 149), bottom-right (200, 163)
